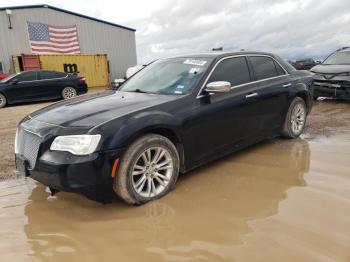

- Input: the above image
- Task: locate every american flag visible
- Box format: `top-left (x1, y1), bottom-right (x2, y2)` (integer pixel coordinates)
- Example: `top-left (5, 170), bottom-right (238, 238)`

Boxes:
top-left (27, 22), bottom-right (80, 54)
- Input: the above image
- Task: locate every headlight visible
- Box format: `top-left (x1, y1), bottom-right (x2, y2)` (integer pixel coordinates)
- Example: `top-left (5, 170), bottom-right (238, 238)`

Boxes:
top-left (50, 135), bottom-right (101, 155)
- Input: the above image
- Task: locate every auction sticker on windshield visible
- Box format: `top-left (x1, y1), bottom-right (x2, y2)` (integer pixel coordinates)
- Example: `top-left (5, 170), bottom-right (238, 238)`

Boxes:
top-left (183, 59), bottom-right (207, 66)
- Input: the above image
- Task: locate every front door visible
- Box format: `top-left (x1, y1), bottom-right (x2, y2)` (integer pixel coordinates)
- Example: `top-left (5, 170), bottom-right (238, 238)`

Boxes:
top-left (6, 71), bottom-right (39, 102)
top-left (183, 56), bottom-right (262, 164)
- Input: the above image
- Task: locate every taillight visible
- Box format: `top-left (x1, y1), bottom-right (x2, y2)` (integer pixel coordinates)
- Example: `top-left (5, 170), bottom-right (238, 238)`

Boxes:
top-left (78, 77), bottom-right (86, 83)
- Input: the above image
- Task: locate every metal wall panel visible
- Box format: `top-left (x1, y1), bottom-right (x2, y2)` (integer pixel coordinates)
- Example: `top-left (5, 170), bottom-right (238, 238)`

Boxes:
top-left (0, 7), bottom-right (137, 83)
top-left (39, 54), bottom-right (109, 87)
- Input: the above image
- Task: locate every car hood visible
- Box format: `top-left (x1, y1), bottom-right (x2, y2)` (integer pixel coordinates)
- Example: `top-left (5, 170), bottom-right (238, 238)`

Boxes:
top-left (311, 64), bottom-right (350, 74)
top-left (30, 90), bottom-right (180, 128)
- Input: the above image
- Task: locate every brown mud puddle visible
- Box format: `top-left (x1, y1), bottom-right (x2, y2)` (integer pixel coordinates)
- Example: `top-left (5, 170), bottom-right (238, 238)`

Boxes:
top-left (0, 100), bottom-right (349, 261)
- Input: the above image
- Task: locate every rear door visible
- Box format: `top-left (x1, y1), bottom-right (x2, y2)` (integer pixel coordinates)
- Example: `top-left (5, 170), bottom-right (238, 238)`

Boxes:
top-left (37, 71), bottom-right (67, 98)
top-left (247, 55), bottom-right (292, 135)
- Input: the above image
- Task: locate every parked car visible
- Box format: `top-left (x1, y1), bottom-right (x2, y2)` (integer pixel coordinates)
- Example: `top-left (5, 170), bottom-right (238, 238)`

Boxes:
top-left (110, 65), bottom-right (145, 90)
top-left (0, 70), bottom-right (88, 108)
top-left (0, 73), bottom-right (11, 80)
top-left (15, 52), bottom-right (314, 205)
top-left (293, 58), bottom-right (318, 70)
top-left (126, 65), bottom-right (145, 79)
top-left (311, 47), bottom-right (350, 100)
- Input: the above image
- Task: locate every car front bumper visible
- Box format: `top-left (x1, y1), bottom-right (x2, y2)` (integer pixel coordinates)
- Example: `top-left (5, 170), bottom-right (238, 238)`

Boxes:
top-left (15, 148), bottom-right (123, 203)
top-left (313, 77), bottom-right (350, 99)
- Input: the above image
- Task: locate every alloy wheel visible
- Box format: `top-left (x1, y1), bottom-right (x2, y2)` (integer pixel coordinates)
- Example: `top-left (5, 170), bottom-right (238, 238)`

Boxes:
top-left (131, 147), bottom-right (174, 198)
top-left (62, 87), bottom-right (77, 99)
top-left (0, 94), bottom-right (6, 108)
top-left (290, 102), bottom-right (306, 134)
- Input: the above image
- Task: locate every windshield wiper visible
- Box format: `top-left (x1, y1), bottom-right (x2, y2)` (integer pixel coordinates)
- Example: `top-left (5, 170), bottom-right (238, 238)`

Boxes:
top-left (130, 89), bottom-right (155, 94)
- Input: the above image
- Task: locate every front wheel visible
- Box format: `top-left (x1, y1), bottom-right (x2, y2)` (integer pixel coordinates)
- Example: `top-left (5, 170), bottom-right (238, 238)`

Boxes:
top-left (113, 134), bottom-right (180, 205)
top-left (281, 97), bottom-right (307, 139)
top-left (0, 93), bottom-right (7, 108)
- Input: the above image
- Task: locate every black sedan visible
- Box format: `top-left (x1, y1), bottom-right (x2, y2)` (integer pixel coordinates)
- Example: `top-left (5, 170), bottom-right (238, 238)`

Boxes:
top-left (15, 52), bottom-right (314, 204)
top-left (0, 70), bottom-right (88, 108)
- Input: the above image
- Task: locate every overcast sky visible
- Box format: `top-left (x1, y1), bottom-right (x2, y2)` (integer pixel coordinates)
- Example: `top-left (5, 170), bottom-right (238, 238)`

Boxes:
top-left (1, 0), bottom-right (350, 64)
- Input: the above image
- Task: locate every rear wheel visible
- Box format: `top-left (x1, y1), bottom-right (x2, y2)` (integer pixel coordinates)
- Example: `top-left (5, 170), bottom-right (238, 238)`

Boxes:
top-left (281, 97), bottom-right (307, 138)
top-left (113, 134), bottom-right (180, 205)
top-left (0, 93), bottom-right (7, 108)
top-left (61, 86), bottom-right (77, 99)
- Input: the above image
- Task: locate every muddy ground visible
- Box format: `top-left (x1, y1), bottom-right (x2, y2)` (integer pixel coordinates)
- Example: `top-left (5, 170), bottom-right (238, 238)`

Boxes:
top-left (0, 96), bottom-right (349, 261)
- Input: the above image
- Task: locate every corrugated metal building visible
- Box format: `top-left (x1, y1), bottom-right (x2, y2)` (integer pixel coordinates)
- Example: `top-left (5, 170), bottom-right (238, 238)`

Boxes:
top-left (0, 4), bottom-right (137, 82)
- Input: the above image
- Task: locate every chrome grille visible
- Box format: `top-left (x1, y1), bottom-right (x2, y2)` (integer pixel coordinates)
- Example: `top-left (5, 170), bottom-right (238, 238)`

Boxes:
top-left (16, 127), bottom-right (42, 169)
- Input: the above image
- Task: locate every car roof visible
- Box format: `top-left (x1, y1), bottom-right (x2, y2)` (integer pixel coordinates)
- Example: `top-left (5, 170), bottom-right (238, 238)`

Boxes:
top-left (169, 51), bottom-right (278, 59)
top-left (18, 70), bottom-right (66, 74)
top-left (168, 51), bottom-right (296, 73)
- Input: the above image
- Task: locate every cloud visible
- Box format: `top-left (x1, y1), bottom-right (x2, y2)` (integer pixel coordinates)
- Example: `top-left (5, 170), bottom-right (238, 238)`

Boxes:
top-left (1, 0), bottom-right (350, 64)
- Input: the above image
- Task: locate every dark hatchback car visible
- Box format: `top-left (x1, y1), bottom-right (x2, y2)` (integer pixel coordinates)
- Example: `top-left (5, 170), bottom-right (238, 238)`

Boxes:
top-left (15, 52), bottom-right (314, 204)
top-left (311, 47), bottom-right (350, 100)
top-left (0, 70), bottom-right (88, 108)
top-left (293, 58), bottom-right (318, 70)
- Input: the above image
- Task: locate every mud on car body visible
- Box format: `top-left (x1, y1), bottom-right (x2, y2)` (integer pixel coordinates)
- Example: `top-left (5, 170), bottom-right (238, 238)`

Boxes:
top-left (15, 52), bottom-right (314, 204)
top-left (311, 47), bottom-right (350, 100)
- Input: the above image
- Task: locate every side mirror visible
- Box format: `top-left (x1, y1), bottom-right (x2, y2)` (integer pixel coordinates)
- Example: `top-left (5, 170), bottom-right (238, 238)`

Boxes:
top-left (205, 81), bottom-right (231, 93)
top-left (114, 78), bottom-right (126, 88)
top-left (10, 79), bottom-right (19, 85)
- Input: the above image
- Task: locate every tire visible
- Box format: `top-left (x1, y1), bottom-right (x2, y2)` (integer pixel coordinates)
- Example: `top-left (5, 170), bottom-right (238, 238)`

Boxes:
top-left (281, 97), bottom-right (307, 139)
top-left (0, 93), bottom-right (7, 108)
top-left (113, 134), bottom-right (180, 205)
top-left (61, 86), bottom-right (77, 99)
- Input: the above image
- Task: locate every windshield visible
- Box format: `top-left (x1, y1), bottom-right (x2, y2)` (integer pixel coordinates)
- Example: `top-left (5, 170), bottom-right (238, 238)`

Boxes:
top-left (0, 73), bottom-right (18, 83)
top-left (323, 52), bottom-right (350, 65)
top-left (120, 57), bottom-right (212, 95)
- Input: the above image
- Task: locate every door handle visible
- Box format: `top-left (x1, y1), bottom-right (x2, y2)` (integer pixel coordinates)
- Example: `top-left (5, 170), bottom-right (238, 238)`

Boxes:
top-left (283, 83), bottom-right (292, 88)
top-left (245, 92), bottom-right (258, 98)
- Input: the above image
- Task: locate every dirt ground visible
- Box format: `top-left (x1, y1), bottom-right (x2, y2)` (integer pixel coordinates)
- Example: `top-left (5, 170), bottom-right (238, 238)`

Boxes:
top-left (0, 95), bottom-right (349, 262)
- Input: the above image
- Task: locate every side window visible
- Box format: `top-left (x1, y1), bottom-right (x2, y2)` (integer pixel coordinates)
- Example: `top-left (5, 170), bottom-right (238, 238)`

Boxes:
top-left (250, 56), bottom-right (280, 80)
top-left (274, 61), bottom-right (286, 76)
top-left (0, 62), bottom-right (3, 74)
top-left (208, 57), bottom-right (251, 86)
top-left (39, 71), bottom-right (66, 80)
top-left (15, 72), bottom-right (37, 82)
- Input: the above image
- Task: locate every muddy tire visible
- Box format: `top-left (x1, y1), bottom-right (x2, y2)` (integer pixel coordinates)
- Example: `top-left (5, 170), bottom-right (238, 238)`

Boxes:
top-left (281, 97), bottom-right (307, 139)
top-left (61, 86), bottom-right (77, 99)
top-left (113, 134), bottom-right (180, 205)
top-left (0, 93), bottom-right (7, 108)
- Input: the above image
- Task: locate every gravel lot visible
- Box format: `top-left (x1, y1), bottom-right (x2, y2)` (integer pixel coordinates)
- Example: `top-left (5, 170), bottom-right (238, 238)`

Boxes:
top-left (0, 96), bottom-right (349, 261)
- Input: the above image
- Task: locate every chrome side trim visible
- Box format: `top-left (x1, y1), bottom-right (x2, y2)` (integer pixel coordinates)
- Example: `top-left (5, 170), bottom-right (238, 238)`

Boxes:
top-left (196, 54), bottom-right (289, 99)
top-left (245, 92), bottom-right (258, 98)
top-left (19, 75), bottom-right (68, 83)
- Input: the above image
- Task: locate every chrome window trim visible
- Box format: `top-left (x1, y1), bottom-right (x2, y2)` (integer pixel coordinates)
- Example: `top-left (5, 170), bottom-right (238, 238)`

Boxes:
top-left (196, 54), bottom-right (289, 99)
top-left (18, 75), bottom-right (68, 83)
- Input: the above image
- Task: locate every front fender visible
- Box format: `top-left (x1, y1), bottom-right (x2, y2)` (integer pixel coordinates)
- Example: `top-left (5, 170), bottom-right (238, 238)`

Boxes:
top-left (294, 81), bottom-right (313, 112)
top-left (98, 110), bottom-right (183, 151)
